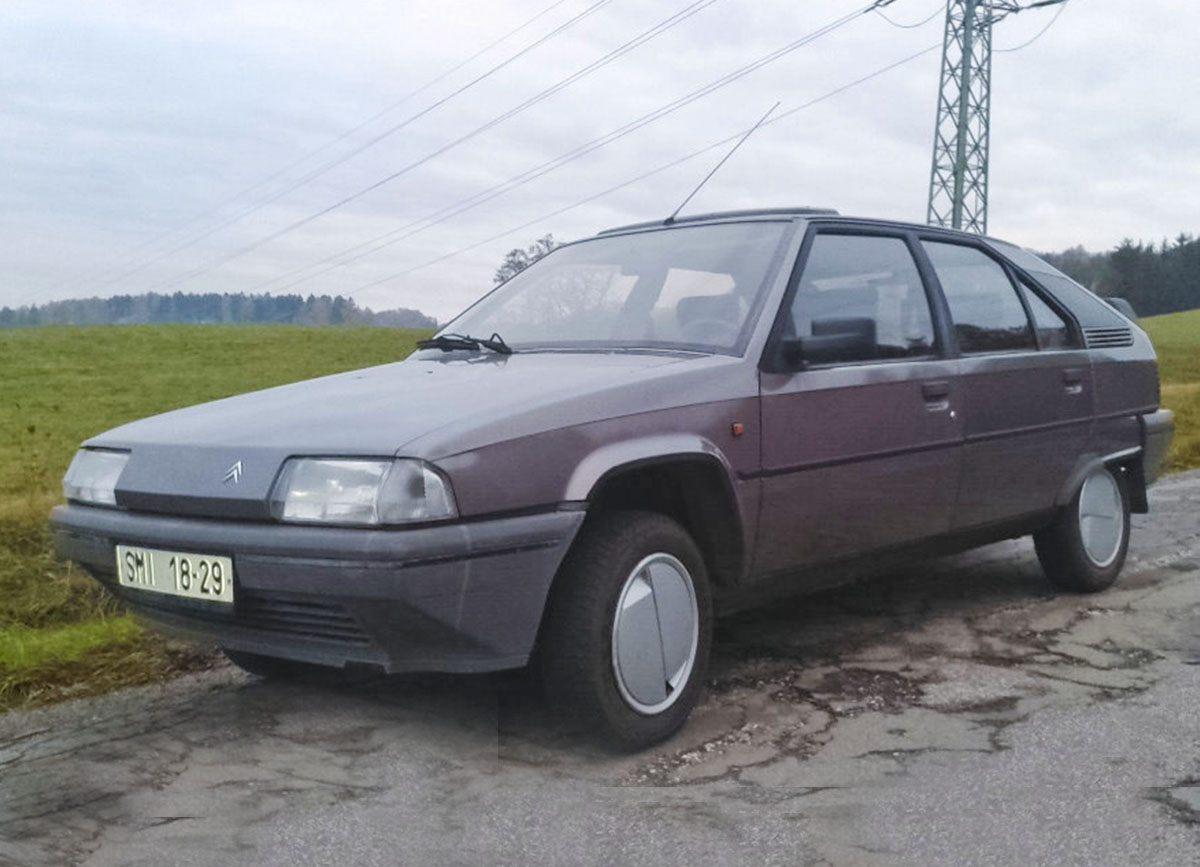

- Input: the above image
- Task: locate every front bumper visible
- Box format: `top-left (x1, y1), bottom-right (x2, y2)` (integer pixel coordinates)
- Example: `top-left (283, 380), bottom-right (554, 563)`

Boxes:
top-left (51, 503), bottom-right (585, 674)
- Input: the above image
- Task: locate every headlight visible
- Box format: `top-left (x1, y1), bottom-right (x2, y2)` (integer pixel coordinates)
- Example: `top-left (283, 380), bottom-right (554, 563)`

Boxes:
top-left (270, 458), bottom-right (457, 526)
top-left (62, 449), bottom-right (129, 506)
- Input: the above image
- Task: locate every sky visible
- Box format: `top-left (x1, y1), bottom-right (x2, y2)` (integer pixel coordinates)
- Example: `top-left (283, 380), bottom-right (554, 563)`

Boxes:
top-left (3, 0), bottom-right (1198, 322)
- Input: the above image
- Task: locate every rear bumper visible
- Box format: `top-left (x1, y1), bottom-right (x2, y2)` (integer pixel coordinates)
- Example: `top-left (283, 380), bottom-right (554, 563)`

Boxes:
top-left (1141, 408), bottom-right (1175, 485)
top-left (51, 503), bottom-right (585, 674)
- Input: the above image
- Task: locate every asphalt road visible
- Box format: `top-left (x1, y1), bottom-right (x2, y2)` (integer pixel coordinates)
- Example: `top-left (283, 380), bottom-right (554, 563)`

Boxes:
top-left (3, 472), bottom-right (1199, 867)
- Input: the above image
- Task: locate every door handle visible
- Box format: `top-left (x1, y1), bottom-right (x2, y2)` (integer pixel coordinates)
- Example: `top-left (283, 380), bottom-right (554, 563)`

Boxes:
top-left (921, 380), bottom-right (951, 400)
top-left (921, 380), bottom-right (951, 411)
top-left (1062, 368), bottom-right (1085, 395)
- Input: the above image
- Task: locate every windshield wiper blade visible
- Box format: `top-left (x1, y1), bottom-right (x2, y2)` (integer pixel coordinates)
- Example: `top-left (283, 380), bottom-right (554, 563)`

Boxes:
top-left (416, 332), bottom-right (512, 355)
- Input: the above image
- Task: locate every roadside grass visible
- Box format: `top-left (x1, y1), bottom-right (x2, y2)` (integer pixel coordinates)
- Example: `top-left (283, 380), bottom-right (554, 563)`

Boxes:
top-left (1141, 310), bottom-right (1200, 473)
top-left (0, 631), bottom-right (219, 709)
top-left (0, 614), bottom-right (140, 670)
top-left (0, 325), bottom-right (429, 711)
top-left (0, 313), bottom-right (1196, 713)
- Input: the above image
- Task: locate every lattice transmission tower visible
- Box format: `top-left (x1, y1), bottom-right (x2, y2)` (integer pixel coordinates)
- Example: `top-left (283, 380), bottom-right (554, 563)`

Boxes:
top-left (926, 0), bottom-right (1067, 233)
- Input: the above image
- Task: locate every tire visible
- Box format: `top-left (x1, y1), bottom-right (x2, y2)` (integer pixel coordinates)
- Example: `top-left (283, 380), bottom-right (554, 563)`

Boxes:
top-left (1034, 465), bottom-right (1131, 593)
top-left (537, 511), bottom-right (713, 751)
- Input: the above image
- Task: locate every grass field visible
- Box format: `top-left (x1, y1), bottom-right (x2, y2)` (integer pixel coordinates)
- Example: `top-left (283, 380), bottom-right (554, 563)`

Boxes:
top-left (0, 325), bottom-right (427, 709)
top-left (1141, 309), bottom-right (1200, 473)
top-left (0, 314), bottom-right (1196, 712)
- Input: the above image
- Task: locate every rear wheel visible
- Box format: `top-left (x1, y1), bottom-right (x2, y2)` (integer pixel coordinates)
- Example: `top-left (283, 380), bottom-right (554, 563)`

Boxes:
top-left (538, 511), bottom-right (712, 750)
top-left (1034, 465), bottom-right (1131, 593)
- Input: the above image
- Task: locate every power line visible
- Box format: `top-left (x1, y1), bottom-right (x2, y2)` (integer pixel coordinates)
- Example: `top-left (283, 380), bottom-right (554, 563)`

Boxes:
top-left (107, 1), bottom-right (577, 271)
top-left (24, 0), bottom-right (581, 305)
top-left (243, 0), bottom-right (730, 296)
top-left (86, 0), bottom-right (615, 297)
top-left (146, 0), bottom-right (726, 297)
top-left (997, 0), bottom-right (1068, 52)
top-left (234, 2), bottom-right (891, 298)
top-left (346, 42), bottom-right (942, 298)
top-left (875, 2), bottom-right (945, 28)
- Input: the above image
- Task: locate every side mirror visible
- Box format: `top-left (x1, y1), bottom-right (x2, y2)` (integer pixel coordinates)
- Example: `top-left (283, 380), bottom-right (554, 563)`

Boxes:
top-left (781, 316), bottom-right (877, 369)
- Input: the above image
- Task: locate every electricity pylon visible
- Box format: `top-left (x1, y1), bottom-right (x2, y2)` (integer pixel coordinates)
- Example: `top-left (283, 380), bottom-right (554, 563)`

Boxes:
top-left (926, 0), bottom-right (1068, 234)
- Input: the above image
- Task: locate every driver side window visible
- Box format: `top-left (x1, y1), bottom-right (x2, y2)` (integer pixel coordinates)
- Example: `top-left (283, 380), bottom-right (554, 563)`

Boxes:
top-left (788, 234), bottom-right (937, 365)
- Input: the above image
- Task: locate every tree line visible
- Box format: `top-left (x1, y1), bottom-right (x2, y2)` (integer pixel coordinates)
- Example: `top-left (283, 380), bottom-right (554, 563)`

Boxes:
top-left (1040, 234), bottom-right (1200, 317)
top-left (6, 231), bottom-right (1197, 329)
top-left (0, 292), bottom-right (436, 329)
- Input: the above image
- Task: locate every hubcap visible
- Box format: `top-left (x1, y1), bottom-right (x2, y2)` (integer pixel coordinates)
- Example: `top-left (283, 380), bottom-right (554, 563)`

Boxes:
top-left (1078, 468), bottom-right (1124, 567)
top-left (611, 553), bottom-right (699, 715)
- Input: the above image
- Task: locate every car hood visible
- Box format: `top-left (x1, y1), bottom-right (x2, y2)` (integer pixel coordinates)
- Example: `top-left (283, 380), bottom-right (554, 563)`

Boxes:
top-left (88, 351), bottom-right (725, 519)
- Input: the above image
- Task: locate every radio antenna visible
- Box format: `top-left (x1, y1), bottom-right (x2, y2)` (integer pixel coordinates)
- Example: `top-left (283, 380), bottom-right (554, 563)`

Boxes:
top-left (664, 101), bottom-right (780, 225)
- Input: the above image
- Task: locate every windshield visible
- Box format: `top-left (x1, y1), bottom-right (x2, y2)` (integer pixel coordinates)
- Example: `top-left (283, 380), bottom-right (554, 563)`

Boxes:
top-left (441, 221), bottom-right (790, 354)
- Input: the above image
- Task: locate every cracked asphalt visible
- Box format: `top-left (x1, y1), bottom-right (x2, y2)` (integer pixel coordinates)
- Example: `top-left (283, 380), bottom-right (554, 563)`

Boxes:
top-left (3, 471), bottom-right (1199, 866)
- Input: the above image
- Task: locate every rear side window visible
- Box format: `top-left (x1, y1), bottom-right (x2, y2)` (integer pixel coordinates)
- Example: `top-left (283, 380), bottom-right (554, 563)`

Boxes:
top-left (922, 241), bottom-right (1035, 354)
top-left (787, 234), bottom-right (937, 364)
top-left (1019, 278), bottom-right (1074, 349)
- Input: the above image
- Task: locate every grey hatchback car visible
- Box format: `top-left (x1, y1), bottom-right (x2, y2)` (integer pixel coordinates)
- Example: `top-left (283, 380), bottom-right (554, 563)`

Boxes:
top-left (53, 209), bottom-right (1174, 748)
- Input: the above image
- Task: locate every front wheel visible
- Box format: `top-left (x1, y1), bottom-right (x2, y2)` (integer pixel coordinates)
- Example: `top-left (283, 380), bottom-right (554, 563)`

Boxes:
top-left (537, 511), bottom-right (713, 751)
top-left (1034, 465), bottom-right (1131, 593)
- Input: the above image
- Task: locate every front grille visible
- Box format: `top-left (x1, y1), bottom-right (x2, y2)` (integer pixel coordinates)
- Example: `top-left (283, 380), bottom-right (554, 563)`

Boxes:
top-left (1084, 325), bottom-right (1134, 349)
top-left (237, 593), bottom-right (372, 646)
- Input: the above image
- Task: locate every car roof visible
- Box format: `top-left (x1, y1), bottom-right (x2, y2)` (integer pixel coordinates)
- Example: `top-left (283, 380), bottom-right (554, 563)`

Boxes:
top-left (595, 208), bottom-right (1014, 247)
top-left (596, 208), bottom-right (839, 234)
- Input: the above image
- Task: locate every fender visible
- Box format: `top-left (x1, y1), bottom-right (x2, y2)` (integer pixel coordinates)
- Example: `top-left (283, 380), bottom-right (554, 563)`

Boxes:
top-left (564, 433), bottom-right (735, 502)
top-left (564, 433), bottom-right (750, 584)
top-left (1054, 446), bottom-right (1144, 511)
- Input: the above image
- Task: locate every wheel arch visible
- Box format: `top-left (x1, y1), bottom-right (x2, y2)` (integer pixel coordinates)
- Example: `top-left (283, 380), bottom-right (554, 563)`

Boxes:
top-left (1055, 446), bottom-right (1147, 514)
top-left (566, 436), bottom-right (748, 586)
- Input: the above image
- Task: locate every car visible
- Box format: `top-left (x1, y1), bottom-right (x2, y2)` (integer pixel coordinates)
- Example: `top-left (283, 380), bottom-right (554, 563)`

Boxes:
top-left (52, 208), bottom-right (1174, 749)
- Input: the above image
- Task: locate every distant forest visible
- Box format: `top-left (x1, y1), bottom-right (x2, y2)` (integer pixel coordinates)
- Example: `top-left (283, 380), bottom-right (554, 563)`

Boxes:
top-left (1041, 234), bottom-right (1200, 317)
top-left (0, 292), bottom-right (436, 329)
top-left (3, 233), bottom-right (1198, 328)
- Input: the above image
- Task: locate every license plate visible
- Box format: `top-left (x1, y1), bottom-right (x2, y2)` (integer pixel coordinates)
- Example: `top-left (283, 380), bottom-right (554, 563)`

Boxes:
top-left (115, 545), bottom-right (234, 605)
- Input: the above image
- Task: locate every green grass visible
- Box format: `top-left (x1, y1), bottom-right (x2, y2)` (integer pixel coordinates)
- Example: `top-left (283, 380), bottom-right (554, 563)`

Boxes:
top-left (0, 614), bottom-right (141, 669)
top-left (0, 315), bottom-right (1197, 712)
top-left (1141, 308), bottom-right (1200, 383)
top-left (0, 324), bottom-right (429, 710)
top-left (1141, 309), bottom-right (1200, 473)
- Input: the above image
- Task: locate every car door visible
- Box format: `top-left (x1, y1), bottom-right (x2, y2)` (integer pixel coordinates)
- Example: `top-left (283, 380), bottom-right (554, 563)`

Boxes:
top-left (754, 228), bottom-right (963, 577)
top-left (917, 239), bottom-right (1094, 529)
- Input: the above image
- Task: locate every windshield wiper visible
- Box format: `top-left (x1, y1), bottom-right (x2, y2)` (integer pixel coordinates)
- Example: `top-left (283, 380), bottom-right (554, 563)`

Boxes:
top-left (416, 332), bottom-right (512, 355)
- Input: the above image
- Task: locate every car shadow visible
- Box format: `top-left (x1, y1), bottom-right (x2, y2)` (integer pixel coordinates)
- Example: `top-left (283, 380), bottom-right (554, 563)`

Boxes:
top-left (230, 538), bottom-right (1057, 757)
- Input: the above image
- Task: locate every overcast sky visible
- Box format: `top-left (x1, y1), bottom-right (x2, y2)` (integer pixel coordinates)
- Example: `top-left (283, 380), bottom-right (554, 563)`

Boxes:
top-left (3, 0), bottom-right (1197, 322)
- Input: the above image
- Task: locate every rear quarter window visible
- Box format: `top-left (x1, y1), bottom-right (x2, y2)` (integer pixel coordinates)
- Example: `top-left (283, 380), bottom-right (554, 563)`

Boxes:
top-left (1018, 277), bottom-right (1075, 349)
top-left (985, 240), bottom-right (1129, 327)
